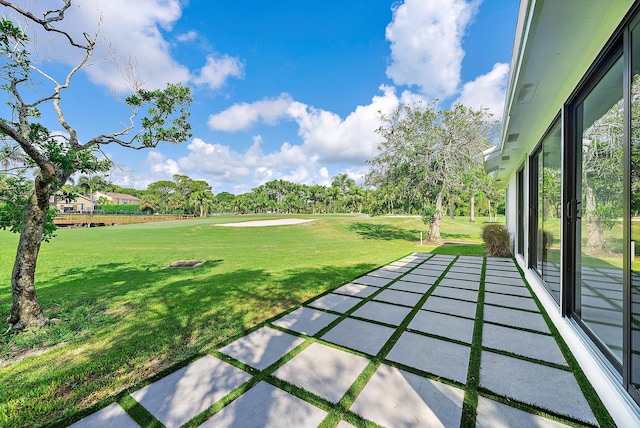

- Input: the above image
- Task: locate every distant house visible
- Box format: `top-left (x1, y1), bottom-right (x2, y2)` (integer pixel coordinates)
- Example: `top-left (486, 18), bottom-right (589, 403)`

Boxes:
top-left (95, 191), bottom-right (140, 205)
top-left (50, 194), bottom-right (94, 213)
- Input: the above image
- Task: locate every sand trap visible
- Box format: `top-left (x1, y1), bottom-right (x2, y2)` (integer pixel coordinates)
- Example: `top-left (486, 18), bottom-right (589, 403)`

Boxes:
top-left (217, 218), bottom-right (317, 227)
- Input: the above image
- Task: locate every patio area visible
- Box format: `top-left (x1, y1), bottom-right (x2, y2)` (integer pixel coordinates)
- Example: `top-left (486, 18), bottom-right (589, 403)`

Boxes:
top-left (70, 253), bottom-right (609, 427)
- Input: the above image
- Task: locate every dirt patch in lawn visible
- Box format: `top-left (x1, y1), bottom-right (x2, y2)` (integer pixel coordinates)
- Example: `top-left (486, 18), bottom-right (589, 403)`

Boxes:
top-left (164, 260), bottom-right (206, 268)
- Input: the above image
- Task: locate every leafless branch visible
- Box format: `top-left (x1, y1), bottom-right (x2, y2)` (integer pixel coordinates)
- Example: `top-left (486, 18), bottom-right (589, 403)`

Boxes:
top-left (0, 0), bottom-right (91, 49)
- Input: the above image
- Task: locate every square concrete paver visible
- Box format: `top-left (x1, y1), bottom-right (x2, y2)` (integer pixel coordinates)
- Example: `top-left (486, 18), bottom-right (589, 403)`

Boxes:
top-left (431, 286), bottom-right (478, 302)
top-left (272, 307), bottom-right (340, 336)
top-left (368, 268), bottom-right (405, 279)
top-left (408, 310), bottom-right (475, 344)
top-left (273, 342), bottom-right (369, 403)
top-left (333, 283), bottom-right (379, 298)
top-left (390, 280), bottom-right (433, 294)
top-left (484, 282), bottom-right (531, 297)
top-left (373, 289), bottom-right (423, 307)
top-left (443, 272), bottom-right (479, 282)
top-left (484, 275), bottom-right (525, 287)
top-left (352, 275), bottom-right (393, 287)
top-left (438, 278), bottom-right (480, 290)
top-left (307, 293), bottom-right (363, 313)
top-left (411, 267), bottom-right (445, 277)
top-left (482, 324), bottom-right (567, 366)
top-left (484, 305), bottom-right (550, 333)
top-left (70, 403), bottom-right (139, 428)
top-left (321, 317), bottom-right (395, 356)
top-left (219, 327), bottom-right (305, 370)
top-left (476, 396), bottom-right (571, 428)
top-left (421, 296), bottom-right (477, 319)
top-left (350, 364), bottom-right (464, 428)
top-left (485, 292), bottom-right (539, 311)
top-left (378, 264), bottom-right (412, 273)
top-left (448, 266), bottom-right (482, 275)
top-left (402, 274), bottom-right (438, 285)
top-left (200, 382), bottom-right (327, 427)
top-left (351, 300), bottom-right (413, 326)
top-left (387, 332), bottom-right (470, 384)
top-left (130, 355), bottom-right (251, 428)
top-left (480, 351), bottom-right (597, 425)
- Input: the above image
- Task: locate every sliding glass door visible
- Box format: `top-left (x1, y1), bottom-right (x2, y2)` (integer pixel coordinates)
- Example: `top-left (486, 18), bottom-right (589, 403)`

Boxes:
top-left (530, 121), bottom-right (562, 303)
top-left (572, 53), bottom-right (625, 366)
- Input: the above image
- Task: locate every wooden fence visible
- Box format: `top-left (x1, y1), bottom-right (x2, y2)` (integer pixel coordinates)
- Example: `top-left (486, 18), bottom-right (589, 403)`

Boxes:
top-left (53, 214), bottom-right (195, 227)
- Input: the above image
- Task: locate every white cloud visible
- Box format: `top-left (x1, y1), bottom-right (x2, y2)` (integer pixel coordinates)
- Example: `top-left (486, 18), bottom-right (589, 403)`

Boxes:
top-left (142, 135), bottom-right (339, 191)
top-left (191, 54), bottom-right (244, 91)
top-left (385, 0), bottom-right (480, 98)
top-left (455, 62), bottom-right (509, 118)
top-left (209, 85), bottom-right (401, 164)
top-left (176, 31), bottom-right (198, 43)
top-left (16, 1), bottom-right (242, 93)
top-left (208, 94), bottom-right (297, 131)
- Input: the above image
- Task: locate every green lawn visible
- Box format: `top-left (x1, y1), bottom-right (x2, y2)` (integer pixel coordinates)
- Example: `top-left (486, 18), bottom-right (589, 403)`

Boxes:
top-left (0, 214), bottom-right (494, 427)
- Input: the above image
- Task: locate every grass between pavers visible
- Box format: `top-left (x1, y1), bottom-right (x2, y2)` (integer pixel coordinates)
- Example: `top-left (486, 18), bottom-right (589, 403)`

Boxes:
top-left (459, 256), bottom-right (486, 427)
top-left (58, 253), bottom-right (614, 428)
top-left (511, 264), bottom-right (617, 428)
top-left (213, 255), bottom-right (610, 428)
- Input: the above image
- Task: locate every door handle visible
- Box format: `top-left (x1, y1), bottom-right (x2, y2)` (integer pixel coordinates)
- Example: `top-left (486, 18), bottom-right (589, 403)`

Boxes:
top-left (567, 200), bottom-right (582, 221)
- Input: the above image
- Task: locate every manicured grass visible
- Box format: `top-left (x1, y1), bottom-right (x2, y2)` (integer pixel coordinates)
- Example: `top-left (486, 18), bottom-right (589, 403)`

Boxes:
top-left (0, 214), bottom-right (494, 427)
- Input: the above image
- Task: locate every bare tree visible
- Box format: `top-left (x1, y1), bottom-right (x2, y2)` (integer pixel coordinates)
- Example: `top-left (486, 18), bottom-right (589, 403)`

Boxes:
top-left (0, 1), bottom-right (192, 330)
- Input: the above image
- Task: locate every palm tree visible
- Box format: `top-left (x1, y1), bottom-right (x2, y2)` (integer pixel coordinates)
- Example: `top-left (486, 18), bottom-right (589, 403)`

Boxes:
top-left (331, 173), bottom-right (355, 193)
top-left (77, 174), bottom-right (108, 210)
top-left (189, 190), bottom-right (215, 217)
top-left (0, 142), bottom-right (24, 176)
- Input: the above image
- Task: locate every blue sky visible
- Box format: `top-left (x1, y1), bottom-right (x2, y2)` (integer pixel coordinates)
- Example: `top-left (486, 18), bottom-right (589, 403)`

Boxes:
top-left (8, 0), bottom-right (519, 194)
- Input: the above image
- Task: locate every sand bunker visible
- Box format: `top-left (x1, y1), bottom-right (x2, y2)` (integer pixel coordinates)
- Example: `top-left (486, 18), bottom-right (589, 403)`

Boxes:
top-left (217, 218), bottom-right (316, 227)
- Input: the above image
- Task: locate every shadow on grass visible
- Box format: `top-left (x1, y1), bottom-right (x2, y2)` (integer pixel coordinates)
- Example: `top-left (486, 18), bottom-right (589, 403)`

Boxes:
top-left (440, 233), bottom-right (472, 240)
top-left (0, 259), bottom-right (377, 427)
top-left (348, 222), bottom-right (422, 241)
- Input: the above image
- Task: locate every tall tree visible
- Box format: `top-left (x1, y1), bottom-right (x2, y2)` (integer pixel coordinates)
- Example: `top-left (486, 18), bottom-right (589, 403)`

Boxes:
top-left (189, 190), bottom-right (215, 217)
top-left (0, 2), bottom-right (192, 330)
top-left (367, 102), bottom-right (497, 240)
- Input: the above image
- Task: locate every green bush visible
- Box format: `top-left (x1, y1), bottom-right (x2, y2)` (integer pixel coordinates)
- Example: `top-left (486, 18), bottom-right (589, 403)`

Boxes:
top-left (482, 224), bottom-right (513, 257)
top-left (94, 204), bottom-right (141, 214)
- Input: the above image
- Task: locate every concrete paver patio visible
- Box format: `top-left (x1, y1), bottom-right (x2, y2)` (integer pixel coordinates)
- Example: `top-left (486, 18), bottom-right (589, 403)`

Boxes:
top-left (70, 253), bottom-right (607, 427)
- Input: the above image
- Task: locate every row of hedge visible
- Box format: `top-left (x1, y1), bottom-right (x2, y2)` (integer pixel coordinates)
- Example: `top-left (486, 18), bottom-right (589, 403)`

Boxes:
top-left (94, 204), bottom-right (141, 214)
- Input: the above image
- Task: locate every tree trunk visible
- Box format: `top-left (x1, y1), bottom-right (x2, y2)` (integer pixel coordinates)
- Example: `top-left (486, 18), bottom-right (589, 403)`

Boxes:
top-left (488, 200), bottom-right (493, 222)
top-left (429, 189), bottom-right (444, 240)
top-left (449, 195), bottom-right (455, 219)
top-left (584, 184), bottom-right (608, 254)
top-left (470, 196), bottom-right (475, 222)
top-left (8, 173), bottom-right (51, 329)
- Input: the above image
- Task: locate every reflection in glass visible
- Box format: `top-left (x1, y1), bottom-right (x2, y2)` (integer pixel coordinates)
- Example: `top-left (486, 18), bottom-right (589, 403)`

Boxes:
top-left (541, 124), bottom-right (562, 301)
top-left (631, 23), bottom-right (640, 395)
top-left (575, 55), bottom-right (624, 364)
top-left (531, 123), bottom-right (562, 303)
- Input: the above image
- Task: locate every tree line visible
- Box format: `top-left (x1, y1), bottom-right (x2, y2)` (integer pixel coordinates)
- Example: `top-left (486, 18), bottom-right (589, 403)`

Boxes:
top-left (46, 171), bottom-right (504, 219)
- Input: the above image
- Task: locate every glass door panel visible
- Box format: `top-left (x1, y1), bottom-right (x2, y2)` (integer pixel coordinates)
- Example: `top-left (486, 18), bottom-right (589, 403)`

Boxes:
top-left (542, 123), bottom-right (562, 302)
top-left (575, 55), bottom-right (624, 365)
top-left (630, 21), bottom-right (640, 396)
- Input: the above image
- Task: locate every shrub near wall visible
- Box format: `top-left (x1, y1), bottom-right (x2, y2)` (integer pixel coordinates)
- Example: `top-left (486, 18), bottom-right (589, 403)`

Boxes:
top-left (94, 204), bottom-right (141, 214)
top-left (482, 224), bottom-right (513, 257)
